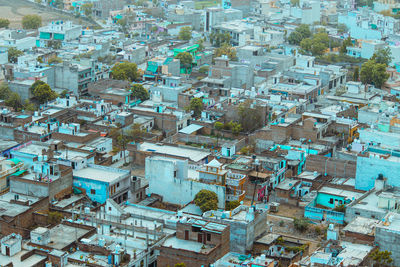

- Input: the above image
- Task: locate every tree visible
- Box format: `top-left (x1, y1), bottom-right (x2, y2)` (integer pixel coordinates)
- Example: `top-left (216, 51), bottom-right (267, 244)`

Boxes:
top-left (288, 24), bottom-right (311, 45)
top-left (32, 83), bottom-right (58, 104)
top-left (293, 217), bottom-right (310, 232)
top-left (340, 36), bottom-right (353, 54)
top-left (215, 43), bottom-right (237, 60)
top-left (0, 83), bottom-right (11, 100)
top-left (226, 200), bottom-right (240, 211)
top-left (194, 189), bottom-right (218, 212)
top-left (178, 26), bottom-right (192, 41)
top-left (0, 18), bottom-right (10, 28)
top-left (81, 3), bottom-right (93, 17)
top-left (372, 63), bottom-right (390, 88)
top-left (47, 40), bottom-right (62, 49)
top-left (8, 47), bottom-right (23, 63)
top-left (22, 15), bottom-right (42, 29)
top-left (128, 123), bottom-right (146, 142)
top-left (196, 38), bottom-right (205, 52)
top-left (360, 59), bottom-right (389, 88)
top-left (130, 84), bottom-right (149, 102)
top-left (214, 121), bottom-right (224, 131)
top-left (209, 32), bottom-right (231, 47)
top-left (175, 52), bottom-right (193, 73)
top-left (371, 47), bottom-right (392, 66)
top-left (238, 100), bottom-right (262, 132)
top-left (5, 92), bottom-right (23, 111)
top-left (290, 0), bottom-right (300, 6)
top-left (111, 62), bottom-right (138, 82)
top-left (188, 97), bottom-right (203, 118)
top-left (337, 23), bottom-right (348, 34)
top-left (353, 66), bottom-right (359, 81)
top-left (198, 66), bottom-right (209, 75)
top-left (24, 100), bottom-right (37, 112)
top-left (48, 56), bottom-right (62, 64)
top-left (60, 89), bottom-right (69, 98)
top-left (300, 32), bottom-right (329, 56)
top-left (369, 249), bottom-right (393, 267)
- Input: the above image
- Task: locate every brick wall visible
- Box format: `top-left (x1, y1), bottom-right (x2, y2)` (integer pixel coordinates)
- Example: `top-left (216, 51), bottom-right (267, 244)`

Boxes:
top-left (305, 155), bottom-right (356, 178)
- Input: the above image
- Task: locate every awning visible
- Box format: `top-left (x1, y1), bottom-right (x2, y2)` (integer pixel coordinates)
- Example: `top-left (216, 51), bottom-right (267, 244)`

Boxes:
top-left (146, 64), bottom-right (158, 73)
top-left (8, 158), bottom-right (21, 165)
top-left (179, 124), bottom-right (203, 135)
top-left (11, 170), bottom-right (27, 176)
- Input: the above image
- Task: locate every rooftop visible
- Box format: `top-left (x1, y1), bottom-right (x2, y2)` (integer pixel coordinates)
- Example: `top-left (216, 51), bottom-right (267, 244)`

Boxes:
top-left (73, 164), bottom-right (130, 183)
top-left (138, 142), bottom-right (210, 162)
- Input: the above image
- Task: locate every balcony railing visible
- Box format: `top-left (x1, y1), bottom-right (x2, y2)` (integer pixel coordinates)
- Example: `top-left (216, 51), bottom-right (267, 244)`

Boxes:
top-left (226, 190), bottom-right (246, 202)
top-left (226, 172), bottom-right (246, 187)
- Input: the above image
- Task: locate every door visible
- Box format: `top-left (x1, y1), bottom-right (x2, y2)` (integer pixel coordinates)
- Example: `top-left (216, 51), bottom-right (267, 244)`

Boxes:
top-left (6, 246), bottom-right (9, 256)
top-left (197, 233), bottom-right (202, 243)
top-left (184, 230), bottom-right (189, 240)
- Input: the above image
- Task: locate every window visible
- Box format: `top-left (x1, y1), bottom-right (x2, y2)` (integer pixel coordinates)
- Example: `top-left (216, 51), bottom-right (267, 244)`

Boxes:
top-left (109, 207), bottom-right (112, 211)
top-left (207, 233), bottom-right (211, 241)
top-left (117, 182), bottom-right (120, 188)
top-left (355, 212), bottom-right (360, 215)
top-left (174, 171), bottom-right (177, 178)
top-left (329, 198), bottom-right (334, 204)
top-left (339, 200), bottom-right (343, 205)
top-left (91, 189), bottom-right (96, 194)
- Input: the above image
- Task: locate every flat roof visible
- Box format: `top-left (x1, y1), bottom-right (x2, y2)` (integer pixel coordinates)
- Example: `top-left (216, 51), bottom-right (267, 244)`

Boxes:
top-left (162, 236), bottom-right (214, 253)
top-left (138, 142), bottom-right (210, 162)
top-left (48, 224), bottom-right (91, 250)
top-left (343, 217), bottom-right (379, 235)
top-left (0, 250), bottom-right (46, 267)
top-left (318, 187), bottom-right (363, 200)
top-left (73, 165), bottom-right (129, 183)
top-left (179, 124), bottom-right (203, 135)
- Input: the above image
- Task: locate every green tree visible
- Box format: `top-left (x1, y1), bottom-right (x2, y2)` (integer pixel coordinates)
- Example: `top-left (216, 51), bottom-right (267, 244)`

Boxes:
top-left (194, 189), bottom-right (218, 212)
top-left (8, 47), bottom-right (24, 63)
top-left (130, 84), bottom-right (149, 102)
top-left (24, 100), bottom-right (37, 112)
top-left (215, 43), bottom-right (237, 60)
top-left (175, 52), bottom-right (193, 73)
top-left (81, 3), bottom-right (93, 16)
top-left (128, 123), bottom-right (146, 142)
top-left (0, 83), bottom-right (11, 100)
top-left (371, 47), bottom-right (392, 66)
top-left (369, 249), bottom-right (393, 267)
top-left (340, 36), bottom-right (353, 54)
top-left (210, 32), bottom-right (231, 47)
top-left (0, 18), bottom-right (10, 28)
top-left (111, 62), bottom-right (138, 82)
top-left (300, 32), bottom-right (329, 56)
top-left (60, 89), bottom-right (69, 98)
top-left (337, 23), bottom-right (348, 34)
top-left (47, 40), bottom-right (62, 49)
top-left (188, 97), bottom-right (203, 118)
top-left (5, 92), bottom-right (23, 111)
top-left (178, 26), bottom-right (192, 41)
top-left (22, 15), bottom-right (42, 29)
top-left (196, 38), bottom-right (205, 52)
top-left (48, 56), bottom-right (62, 64)
top-left (32, 83), bottom-right (58, 104)
top-left (353, 66), bottom-right (359, 81)
top-left (288, 24), bottom-right (311, 45)
top-left (214, 121), bottom-right (224, 130)
top-left (47, 211), bottom-right (63, 225)
top-left (360, 60), bottom-right (389, 88)
top-left (290, 0), bottom-right (300, 6)
top-left (293, 217), bottom-right (310, 232)
top-left (238, 100), bottom-right (262, 132)
top-left (198, 66), bottom-right (209, 75)
top-left (226, 200), bottom-right (240, 211)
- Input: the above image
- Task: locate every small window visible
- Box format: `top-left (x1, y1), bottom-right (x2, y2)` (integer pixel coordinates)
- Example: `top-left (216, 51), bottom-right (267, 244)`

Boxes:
top-left (109, 207), bottom-right (112, 211)
top-left (117, 182), bottom-right (120, 187)
top-left (91, 189), bottom-right (96, 194)
top-left (207, 233), bottom-right (211, 241)
top-left (371, 215), bottom-right (375, 219)
top-left (355, 212), bottom-right (360, 215)
top-left (329, 198), bottom-right (334, 204)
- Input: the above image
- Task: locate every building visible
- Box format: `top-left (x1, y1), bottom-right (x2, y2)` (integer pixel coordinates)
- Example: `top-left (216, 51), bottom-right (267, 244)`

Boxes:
top-left (204, 8), bottom-right (243, 32)
top-left (157, 217), bottom-right (230, 266)
top-left (375, 212), bottom-right (400, 266)
top-left (73, 164), bottom-right (130, 204)
top-left (38, 21), bottom-right (82, 46)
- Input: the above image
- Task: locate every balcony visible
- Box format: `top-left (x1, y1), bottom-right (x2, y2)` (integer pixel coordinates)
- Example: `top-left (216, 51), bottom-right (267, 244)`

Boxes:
top-left (226, 172), bottom-right (246, 187)
top-left (226, 190), bottom-right (246, 202)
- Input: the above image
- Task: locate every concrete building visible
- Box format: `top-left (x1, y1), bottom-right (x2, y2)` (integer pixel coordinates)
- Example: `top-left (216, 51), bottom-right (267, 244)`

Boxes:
top-left (211, 20), bottom-right (254, 46)
top-left (73, 164), bottom-right (130, 204)
top-left (157, 217), bottom-right (230, 266)
top-left (146, 156), bottom-right (227, 209)
top-left (150, 76), bottom-right (191, 102)
top-left (204, 7), bottom-right (243, 32)
top-left (38, 21), bottom-right (82, 45)
top-left (375, 212), bottom-right (400, 266)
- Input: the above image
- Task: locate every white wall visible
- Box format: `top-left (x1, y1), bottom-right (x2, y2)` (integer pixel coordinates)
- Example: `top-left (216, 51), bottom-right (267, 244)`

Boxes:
top-left (146, 157), bottom-right (226, 209)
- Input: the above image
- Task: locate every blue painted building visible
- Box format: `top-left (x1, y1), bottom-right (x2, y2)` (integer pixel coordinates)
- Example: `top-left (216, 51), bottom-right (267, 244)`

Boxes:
top-left (73, 164), bottom-right (130, 204)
